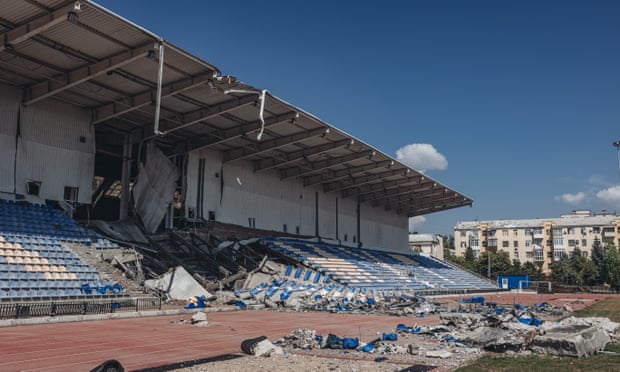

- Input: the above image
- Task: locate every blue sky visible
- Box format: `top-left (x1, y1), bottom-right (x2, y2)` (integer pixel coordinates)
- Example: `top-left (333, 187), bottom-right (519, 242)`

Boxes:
top-left (95, 0), bottom-right (620, 235)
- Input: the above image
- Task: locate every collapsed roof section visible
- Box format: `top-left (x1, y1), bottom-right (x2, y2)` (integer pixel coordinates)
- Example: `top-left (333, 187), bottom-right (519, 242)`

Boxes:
top-left (0, 0), bottom-right (473, 217)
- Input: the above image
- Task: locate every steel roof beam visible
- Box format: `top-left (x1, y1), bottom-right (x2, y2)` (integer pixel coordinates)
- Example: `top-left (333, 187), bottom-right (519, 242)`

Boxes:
top-left (0, 2), bottom-right (80, 54)
top-left (323, 168), bottom-right (413, 193)
top-left (162, 94), bottom-right (258, 136)
top-left (24, 42), bottom-right (154, 105)
top-left (378, 188), bottom-right (449, 209)
top-left (223, 127), bottom-right (329, 163)
top-left (302, 159), bottom-right (394, 187)
top-left (280, 149), bottom-right (375, 180)
top-left (92, 72), bottom-right (217, 124)
top-left (342, 176), bottom-right (430, 198)
top-left (179, 111), bottom-right (298, 153)
top-left (254, 138), bottom-right (353, 173)
top-left (397, 196), bottom-right (473, 215)
top-left (359, 183), bottom-right (440, 204)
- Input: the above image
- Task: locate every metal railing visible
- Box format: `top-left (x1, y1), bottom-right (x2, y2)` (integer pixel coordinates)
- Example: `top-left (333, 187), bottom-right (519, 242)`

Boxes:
top-left (0, 297), bottom-right (161, 320)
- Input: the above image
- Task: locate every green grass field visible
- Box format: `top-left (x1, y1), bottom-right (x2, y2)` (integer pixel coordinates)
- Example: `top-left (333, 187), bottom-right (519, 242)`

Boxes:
top-left (455, 297), bottom-right (620, 372)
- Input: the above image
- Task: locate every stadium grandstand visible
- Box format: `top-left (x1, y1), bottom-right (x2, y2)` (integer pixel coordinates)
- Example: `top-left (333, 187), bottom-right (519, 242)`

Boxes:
top-left (0, 0), bottom-right (494, 309)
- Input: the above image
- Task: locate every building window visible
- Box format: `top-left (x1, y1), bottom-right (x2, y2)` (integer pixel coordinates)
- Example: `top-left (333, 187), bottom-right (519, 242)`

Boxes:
top-left (593, 227), bottom-right (601, 234)
top-left (525, 240), bottom-right (531, 247)
top-left (513, 249), bottom-right (519, 259)
top-left (460, 231), bottom-right (466, 237)
top-left (566, 227), bottom-right (574, 234)
top-left (513, 229), bottom-right (518, 236)
top-left (513, 240), bottom-right (518, 248)
top-left (582, 239), bottom-right (587, 246)
top-left (460, 241), bottom-right (467, 248)
top-left (582, 251), bottom-right (588, 258)
top-left (26, 180), bottom-right (42, 196)
top-left (534, 250), bottom-right (544, 261)
top-left (502, 241), bottom-right (509, 248)
top-left (526, 251), bottom-right (533, 259)
top-left (502, 230), bottom-right (508, 237)
top-left (568, 239), bottom-right (576, 247)
top-left (64, 186), bottom-right (79, 203)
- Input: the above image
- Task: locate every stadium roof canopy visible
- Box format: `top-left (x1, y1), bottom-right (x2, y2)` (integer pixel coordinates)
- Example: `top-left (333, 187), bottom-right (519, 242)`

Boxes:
top-left (0, 0), bottom-right (473, 217)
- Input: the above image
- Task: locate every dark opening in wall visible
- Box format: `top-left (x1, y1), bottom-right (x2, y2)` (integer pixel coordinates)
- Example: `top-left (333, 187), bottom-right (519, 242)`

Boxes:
top-left (26, 180), bottom-right (41, 196)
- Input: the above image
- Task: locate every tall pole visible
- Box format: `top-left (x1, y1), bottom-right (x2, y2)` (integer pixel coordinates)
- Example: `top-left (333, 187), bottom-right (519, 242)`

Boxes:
top-left (614, 141), bottom-right (620, 176)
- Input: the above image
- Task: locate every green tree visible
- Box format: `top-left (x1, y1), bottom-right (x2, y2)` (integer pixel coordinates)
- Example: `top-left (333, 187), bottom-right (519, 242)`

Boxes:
top-left (569, 255), bottom-right (597, 286)
top-left (475, 250), bottom-right (513, 279)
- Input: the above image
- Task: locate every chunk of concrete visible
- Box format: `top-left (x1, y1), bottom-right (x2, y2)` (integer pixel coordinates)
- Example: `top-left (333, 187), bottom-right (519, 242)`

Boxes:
top-left (440, 313), bottom-right (483, 329)
top-left (532, 324), bottom-right (610, 357)
top-left (190, 311), bottom-right (208, 326)
top-left (253, 339), bottom-right (284, 357)
top-left (461, 326), bottom-right (525, 351)
top-left (426, 350), bottom-right (454, 359)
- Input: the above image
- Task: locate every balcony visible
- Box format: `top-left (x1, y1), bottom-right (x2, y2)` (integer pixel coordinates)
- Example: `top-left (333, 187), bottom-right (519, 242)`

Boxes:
top-left (533, 233), bottom-right (544, 239)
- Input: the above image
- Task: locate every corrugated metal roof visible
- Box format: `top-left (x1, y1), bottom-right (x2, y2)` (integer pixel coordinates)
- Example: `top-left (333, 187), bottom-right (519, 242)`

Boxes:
top-left (0, 0), bottom-right (473, 217)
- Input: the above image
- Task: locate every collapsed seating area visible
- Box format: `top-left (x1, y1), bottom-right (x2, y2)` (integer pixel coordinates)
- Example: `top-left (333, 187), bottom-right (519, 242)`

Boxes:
top-left (263, 237), bottom-right (495, 294)
top-left (0, 199), bottom-right (124, 301)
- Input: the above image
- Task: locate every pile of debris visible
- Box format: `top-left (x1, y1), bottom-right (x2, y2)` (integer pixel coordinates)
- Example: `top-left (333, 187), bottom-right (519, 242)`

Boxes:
top-left (256, 306), bottom-right (619, 360)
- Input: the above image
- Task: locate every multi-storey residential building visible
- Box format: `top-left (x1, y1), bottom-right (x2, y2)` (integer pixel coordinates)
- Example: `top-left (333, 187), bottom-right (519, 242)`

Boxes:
top-left (454, 210), bottom-right (620, 274)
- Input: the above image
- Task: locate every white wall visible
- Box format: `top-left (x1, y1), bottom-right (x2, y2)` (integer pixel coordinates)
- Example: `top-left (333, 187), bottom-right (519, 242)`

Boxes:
top-left (0, 85), bottom-right (19, 193)
top-left (0, 83), bottom-right (94, 204)
top-left (186, 148), bottom-right (409, 250)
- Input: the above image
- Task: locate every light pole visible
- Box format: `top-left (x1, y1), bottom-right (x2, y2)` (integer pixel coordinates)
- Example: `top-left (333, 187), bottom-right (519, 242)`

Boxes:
top-left (614, 141), bottom-right (620, 176)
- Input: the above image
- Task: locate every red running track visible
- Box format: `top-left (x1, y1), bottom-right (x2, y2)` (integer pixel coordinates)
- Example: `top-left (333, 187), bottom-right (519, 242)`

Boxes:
top-left (0, 310), bottom-right (441, 372)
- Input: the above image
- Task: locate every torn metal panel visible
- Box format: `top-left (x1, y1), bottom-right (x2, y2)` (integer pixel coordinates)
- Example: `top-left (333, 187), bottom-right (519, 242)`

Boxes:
top-left (144, 266), bottom-right (212, 300)
top-left (133, 143), bottom-right (180, 233)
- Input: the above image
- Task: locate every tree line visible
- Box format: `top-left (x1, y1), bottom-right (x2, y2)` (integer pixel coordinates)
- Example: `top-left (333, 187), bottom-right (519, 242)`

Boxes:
top-left (442, 235), bottom-right (620, 290)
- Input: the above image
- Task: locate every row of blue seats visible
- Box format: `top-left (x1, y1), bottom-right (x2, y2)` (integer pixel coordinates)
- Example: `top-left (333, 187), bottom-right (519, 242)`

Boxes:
top-left (265, 237), bottom-right (496, 291)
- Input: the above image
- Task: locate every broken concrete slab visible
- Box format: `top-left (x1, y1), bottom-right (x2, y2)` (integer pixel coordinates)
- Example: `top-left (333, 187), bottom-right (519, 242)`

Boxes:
top-left (440, 313), bottom-right (483, 329)
top-left (459, 326), bottom-right (525, 351)
top-left (253, 339), bottom-right (284, 357)
top-left (190, 311), bottom-right (208, 326)
top-left (532, 324), bottom-right (610, 357)
top-left (426, 350), bottom-right (454, 359)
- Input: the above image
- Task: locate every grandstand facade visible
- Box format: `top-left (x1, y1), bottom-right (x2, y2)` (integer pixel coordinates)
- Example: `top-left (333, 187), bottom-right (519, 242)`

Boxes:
top-left (0, 1), bottom-right (484, 304)
top-left (0, 0), bottom-right (472, 252)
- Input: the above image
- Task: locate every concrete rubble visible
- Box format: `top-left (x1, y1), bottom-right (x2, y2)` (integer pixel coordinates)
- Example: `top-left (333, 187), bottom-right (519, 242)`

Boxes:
top-left (190, 311), bottom-right (208, 327)
top-left (265, 299), bottom-right (619, 361)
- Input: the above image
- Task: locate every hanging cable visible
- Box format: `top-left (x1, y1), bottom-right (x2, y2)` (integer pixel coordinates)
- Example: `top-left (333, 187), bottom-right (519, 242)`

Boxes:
top-left (224, 89), bottom-right (267, 140)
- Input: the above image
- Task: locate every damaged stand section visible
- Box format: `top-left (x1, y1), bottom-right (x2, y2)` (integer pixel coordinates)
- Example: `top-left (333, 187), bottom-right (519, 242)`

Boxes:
top-left (139, 234), bottom-right (619, 364)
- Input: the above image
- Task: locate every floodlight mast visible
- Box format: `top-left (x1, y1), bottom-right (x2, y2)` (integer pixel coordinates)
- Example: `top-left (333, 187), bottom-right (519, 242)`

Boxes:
top-left (614, 141), bottom-right (620, 176)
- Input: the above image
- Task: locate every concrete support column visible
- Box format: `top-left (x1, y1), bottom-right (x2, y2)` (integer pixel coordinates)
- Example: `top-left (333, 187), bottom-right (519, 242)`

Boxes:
top-left (119, 135), bottom-right (131, 220)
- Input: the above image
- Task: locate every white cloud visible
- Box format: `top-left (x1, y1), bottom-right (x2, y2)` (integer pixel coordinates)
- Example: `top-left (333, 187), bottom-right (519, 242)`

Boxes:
top-left (396, 144), bottom-right (447, 173)
top-left (556, 192), bottom-right (586, 205)
top-left (408, 216), bottom-right (426, 232)
top-left (596, 185), bottom-right (620, 208)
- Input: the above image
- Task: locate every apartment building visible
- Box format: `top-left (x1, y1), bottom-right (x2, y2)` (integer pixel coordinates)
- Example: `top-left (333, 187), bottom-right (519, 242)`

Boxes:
top-left (454, 210), bottom-right (620, 273)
